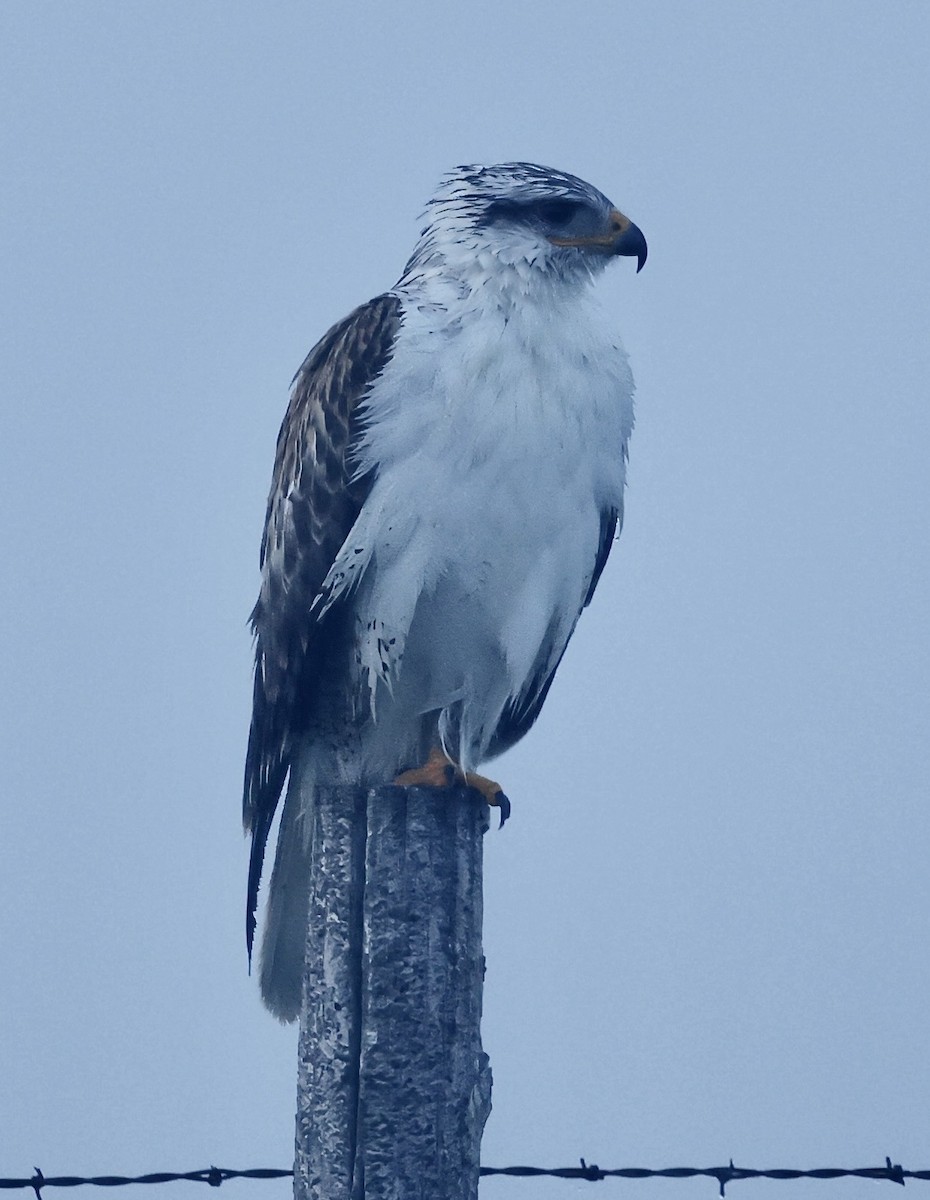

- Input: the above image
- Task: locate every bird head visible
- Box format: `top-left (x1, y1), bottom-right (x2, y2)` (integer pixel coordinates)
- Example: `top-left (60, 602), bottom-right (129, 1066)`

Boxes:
top-left (400, 162), bottom-right (646, 290)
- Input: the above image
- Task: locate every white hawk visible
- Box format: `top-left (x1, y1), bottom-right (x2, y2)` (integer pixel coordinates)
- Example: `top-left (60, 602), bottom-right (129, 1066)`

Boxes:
top-left (244, 162), bottom-right (647, 1019)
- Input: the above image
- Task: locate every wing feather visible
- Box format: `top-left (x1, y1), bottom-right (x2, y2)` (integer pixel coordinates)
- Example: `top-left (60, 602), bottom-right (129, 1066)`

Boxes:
top-left (243, 293), bottom-right (402, 960)
top-left (489, 505), bottom-right (620, 756)
top-left (584, 505), bottom-right (620, 608)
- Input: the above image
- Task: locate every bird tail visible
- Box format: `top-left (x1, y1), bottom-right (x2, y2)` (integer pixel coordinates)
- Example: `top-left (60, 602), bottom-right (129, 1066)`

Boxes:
top-left (258, 783), bottom-right (314, 1023)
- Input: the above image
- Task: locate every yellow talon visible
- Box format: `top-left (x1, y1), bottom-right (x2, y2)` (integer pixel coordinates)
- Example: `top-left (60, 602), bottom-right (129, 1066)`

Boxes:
top-left (394, 747), bottom-right (511, 826)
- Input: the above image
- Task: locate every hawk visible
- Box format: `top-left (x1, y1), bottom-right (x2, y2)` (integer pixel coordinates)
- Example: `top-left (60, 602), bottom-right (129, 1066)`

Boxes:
top-left (245, 162), bottom-right (646, 1019)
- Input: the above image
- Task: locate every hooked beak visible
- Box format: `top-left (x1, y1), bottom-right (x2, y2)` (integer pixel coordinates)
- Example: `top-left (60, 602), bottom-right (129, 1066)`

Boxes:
top-left (548, 207), bottom-right (648, 272)
top-left (609, 210), bottom-right (648, 272)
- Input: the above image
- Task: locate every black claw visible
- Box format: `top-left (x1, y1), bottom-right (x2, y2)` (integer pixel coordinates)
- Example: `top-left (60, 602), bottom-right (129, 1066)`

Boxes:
top-left (496, 793), bottom-right (511, 828)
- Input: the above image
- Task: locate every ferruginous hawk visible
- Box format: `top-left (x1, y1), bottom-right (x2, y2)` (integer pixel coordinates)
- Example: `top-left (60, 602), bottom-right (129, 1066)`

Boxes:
top-left (244, 162), bottom-right (646, 1019)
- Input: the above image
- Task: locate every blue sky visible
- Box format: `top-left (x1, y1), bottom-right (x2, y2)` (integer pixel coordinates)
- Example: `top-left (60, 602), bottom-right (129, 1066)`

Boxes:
top-left (2, 3), bottom-right (929, 1198)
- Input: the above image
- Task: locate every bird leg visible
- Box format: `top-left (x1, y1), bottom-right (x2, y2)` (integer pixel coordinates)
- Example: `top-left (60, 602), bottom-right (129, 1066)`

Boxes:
top-left (395, 746), bottom-right (511, 827)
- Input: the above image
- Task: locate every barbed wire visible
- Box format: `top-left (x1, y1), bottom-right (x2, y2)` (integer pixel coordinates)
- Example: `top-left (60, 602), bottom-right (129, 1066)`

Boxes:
top-left (1, 1159), bottom-right (925, 1197)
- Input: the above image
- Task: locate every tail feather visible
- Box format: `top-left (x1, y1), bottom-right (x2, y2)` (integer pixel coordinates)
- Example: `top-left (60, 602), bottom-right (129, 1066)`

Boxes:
top-left (258, 787), bottom-right (313, 1022)
top-left (243, 648), bottom-right (292, 968)
top-left (242, 715), bottom-right (289, 969)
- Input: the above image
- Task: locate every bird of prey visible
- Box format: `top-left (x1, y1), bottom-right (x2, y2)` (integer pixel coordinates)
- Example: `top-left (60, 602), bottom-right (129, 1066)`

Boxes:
top-left (244, 162), bottom-right (646, 1020)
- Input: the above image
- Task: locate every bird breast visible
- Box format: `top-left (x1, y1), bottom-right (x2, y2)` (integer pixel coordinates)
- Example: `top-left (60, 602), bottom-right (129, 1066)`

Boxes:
top-left (332, 286), bottom-right (634, 743)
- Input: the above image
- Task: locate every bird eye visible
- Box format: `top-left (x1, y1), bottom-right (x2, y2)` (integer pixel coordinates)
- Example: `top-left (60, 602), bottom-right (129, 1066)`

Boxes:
top-left (536, 199), bottom-right (582, 227)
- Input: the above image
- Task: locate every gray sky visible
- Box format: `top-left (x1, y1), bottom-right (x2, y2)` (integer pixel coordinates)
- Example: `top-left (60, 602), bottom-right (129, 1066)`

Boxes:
top-left (2, 2), bottom-right (929, 1198)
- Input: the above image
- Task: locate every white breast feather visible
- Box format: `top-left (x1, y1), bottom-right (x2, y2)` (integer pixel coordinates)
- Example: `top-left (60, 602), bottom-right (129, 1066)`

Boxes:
top-left (318, 268), bottom-right (633, 768)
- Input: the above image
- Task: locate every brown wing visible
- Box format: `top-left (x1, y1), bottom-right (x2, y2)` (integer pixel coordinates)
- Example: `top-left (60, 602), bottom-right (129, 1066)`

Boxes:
top-left (244, 293), bottom-right (402, 961)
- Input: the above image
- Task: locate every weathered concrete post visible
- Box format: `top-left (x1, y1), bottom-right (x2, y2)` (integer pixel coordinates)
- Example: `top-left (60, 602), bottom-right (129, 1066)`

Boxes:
top-left (294, 784), bottom-right (492, 1200)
